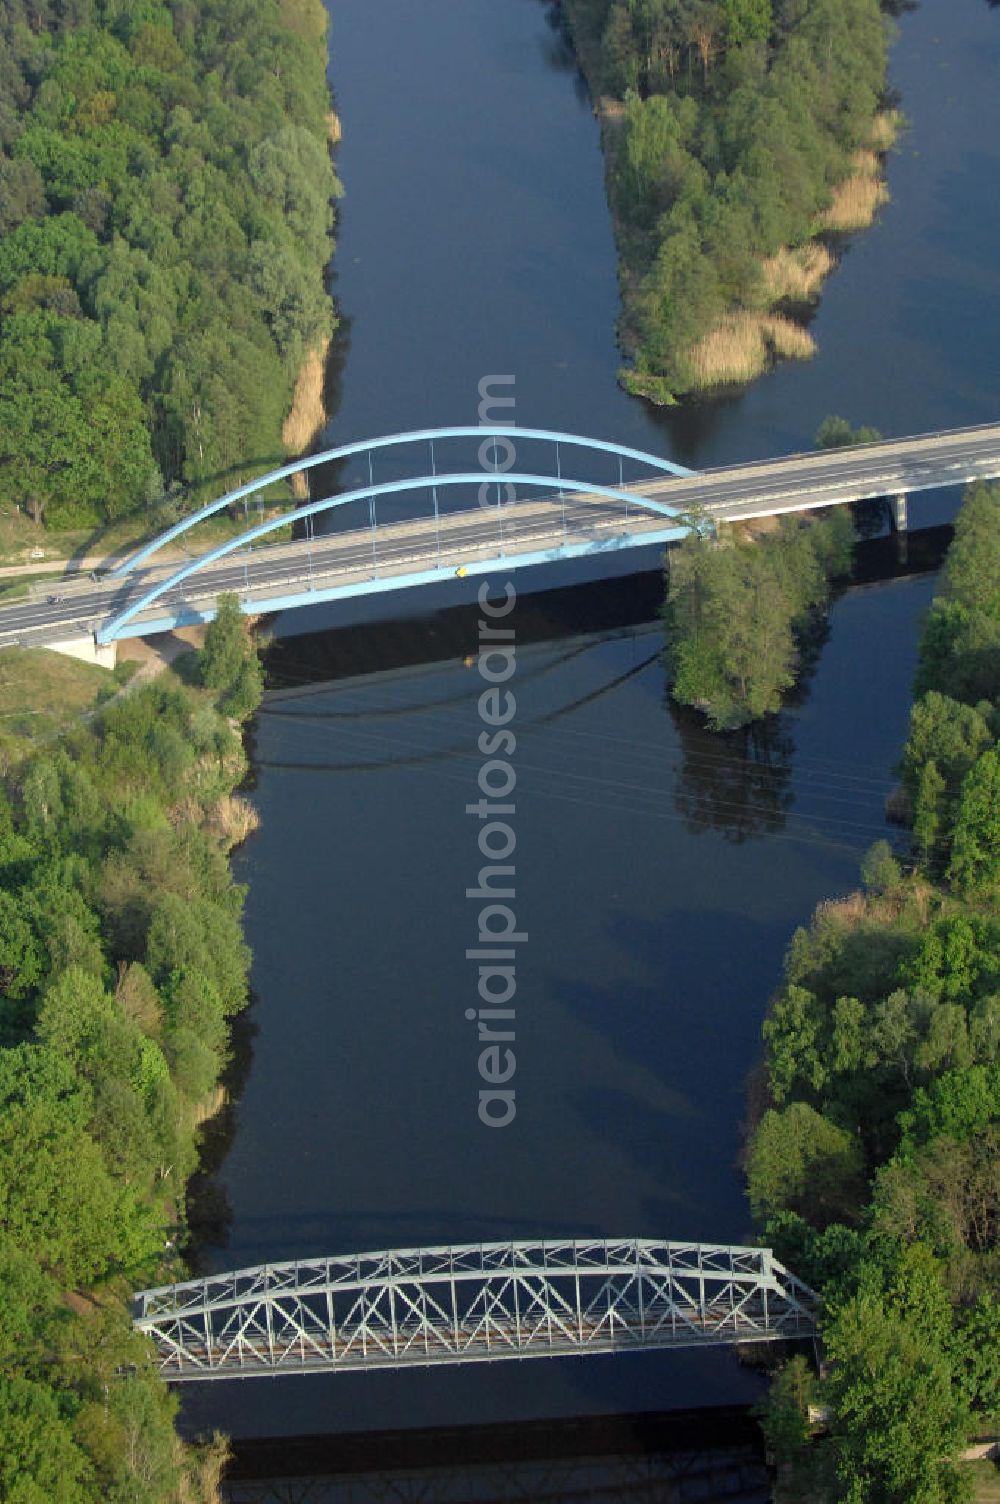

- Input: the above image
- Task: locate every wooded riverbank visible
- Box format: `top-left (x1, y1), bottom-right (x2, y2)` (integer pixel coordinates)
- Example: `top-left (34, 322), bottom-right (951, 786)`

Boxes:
top-left (0, 0), bottom-right (339, 532)
top-left (750, 482), bottom-right (1000, 1500)
top-left (0, 603), bottom-right (265, 1500)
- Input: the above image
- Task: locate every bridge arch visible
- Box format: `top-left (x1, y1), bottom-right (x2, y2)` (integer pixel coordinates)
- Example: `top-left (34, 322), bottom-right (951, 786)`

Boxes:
top-left (112, 427), bottom-right (694, 578)
top-left (97, 469), bottom-right (693, 643)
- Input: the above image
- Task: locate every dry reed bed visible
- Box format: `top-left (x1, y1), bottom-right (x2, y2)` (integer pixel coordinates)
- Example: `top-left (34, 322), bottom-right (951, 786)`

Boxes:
top-left (282, 339), bottom-right (330, 454)
top-left (761, 242), bottom-right (835, 302)
top-left (207, 792), bottom-right (261, 848)
top-left (682, 109), bottom-right (899, 391)
top-left (814, 880), bottom-right (934, 933)
top-left (869, 109), bottom-right (902, 152)
top-left (176, 1431), bottom-right (230, 1504)
top-left (818, 148), bottom-right (889, 232)
top-left (282, 337), bottom-right (331, 497)
top-left (685, 312), bottom-right (816, 388)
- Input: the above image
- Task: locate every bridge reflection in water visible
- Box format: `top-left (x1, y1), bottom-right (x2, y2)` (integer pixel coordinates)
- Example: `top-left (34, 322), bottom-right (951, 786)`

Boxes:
top-left (222, 1407), bottom-right (771, 1503)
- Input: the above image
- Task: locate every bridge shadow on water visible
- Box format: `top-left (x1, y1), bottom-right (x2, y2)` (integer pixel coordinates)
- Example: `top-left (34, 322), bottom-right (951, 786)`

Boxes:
top-left (221, 1405), bottom-right (771, 1503)
top-left (242, 526), bottom-right (950, 837)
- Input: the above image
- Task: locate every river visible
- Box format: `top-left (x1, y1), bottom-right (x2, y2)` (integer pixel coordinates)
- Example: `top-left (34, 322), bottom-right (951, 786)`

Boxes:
top-left (182, 0), bottom-right (1000, 1444)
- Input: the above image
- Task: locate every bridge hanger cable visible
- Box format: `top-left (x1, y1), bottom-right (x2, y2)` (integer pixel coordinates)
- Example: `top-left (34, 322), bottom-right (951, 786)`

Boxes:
top-left (98, 471), bottom-right (692, 642)
top-left (110, 426), bottom-right (696, 580)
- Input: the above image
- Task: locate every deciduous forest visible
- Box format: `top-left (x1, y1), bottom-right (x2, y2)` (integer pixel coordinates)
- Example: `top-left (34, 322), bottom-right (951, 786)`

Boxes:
top-left (750, 482), bottom-right (1000, 1501)
top-left (0, 600), bottom-right (262, 1500)
top-left (0, 0), bottom-right (338, 529)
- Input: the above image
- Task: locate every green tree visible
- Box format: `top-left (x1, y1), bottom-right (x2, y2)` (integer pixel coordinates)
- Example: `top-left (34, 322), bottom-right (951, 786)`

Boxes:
top-left (753, 1353), bottom-right (815, 1485)
top-left (0, 313), bottom-right (157, 526)
top-left (762, 982), bottom-right (826, 1104)
top-left (914, 484), bottom-right (1000, 701)
top-left (900, 693), bottom-right (992, 808)
top-left (199, 593), bottom-right (263, 717)
top-left (947, 749), bottom-right (1000, 895)
top-left (902, 915), bottom-right (1000, 1009)
top-left (815, 415), bottom-right (883, 449)
top-left (860, 839), bottom-right (901, 895)
top-left (0, 1376), bottom-right (92, 1503)
top-left (940, 481), bottom-right (1000, 617)
top-left (721, 0), bottom-right (773, 47)
top-left (601, 3), bottom-right (641, 93)
top-left (899, 1065), bottom-right (1000, 1153)
top-left (0, 157), bottom-right (46, 237)
top-left (144, 891), bottom-right (249, 1015)
top-left (0, 889), bottom-right (45, 1005)
top-left (746, 1101), bottom-right (865, 1225)
top-left (952, 1294), bottom-right (1000, 1419)
top-left (913, 758), bottom-right (947, 868)
top-left (0, 1237), bottom-right (62, 1378)
top-left (103, 1373), bottom-right (181, 1502)
top-left (819, 1246), bottom-right (972, 1504)
top-left (0, 1044), bottom-right (153, 1281)
top-left (664, 514), bottom-right (849, 729)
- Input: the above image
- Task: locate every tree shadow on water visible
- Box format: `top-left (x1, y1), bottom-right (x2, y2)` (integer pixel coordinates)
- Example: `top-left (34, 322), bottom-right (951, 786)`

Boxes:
top-left (668, 701), bottom-right (796, 844)
top-left (183, 999), bottom-right (260, 1271)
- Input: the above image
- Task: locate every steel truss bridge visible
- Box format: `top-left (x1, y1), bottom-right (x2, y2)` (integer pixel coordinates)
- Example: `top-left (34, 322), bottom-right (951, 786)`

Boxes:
top-left (132, 1238), bottom-right (817, 1383)
top-left (1, 419), bottom-right (998, 651)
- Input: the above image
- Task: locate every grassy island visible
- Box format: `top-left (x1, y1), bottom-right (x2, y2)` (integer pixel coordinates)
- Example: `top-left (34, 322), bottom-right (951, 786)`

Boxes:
top-left (662, 506), bottom-right (854, 729)
top-left (560, 0), bottom-right (898, 398)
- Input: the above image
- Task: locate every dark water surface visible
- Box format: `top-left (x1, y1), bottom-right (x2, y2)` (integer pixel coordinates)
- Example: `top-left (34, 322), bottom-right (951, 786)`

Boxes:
top-left (183, 0), bottom-right (999, 1441)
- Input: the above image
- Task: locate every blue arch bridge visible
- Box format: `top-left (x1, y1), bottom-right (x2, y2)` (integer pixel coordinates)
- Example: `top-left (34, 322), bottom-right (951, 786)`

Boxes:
top-left (0, 419), bottom-right (998, 654)
top-left (132, 1238), bottom-right (817, 1382)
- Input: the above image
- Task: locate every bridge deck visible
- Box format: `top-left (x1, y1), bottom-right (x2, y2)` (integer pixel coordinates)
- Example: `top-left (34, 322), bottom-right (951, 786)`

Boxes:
top-left (0, 421), bottom-right (997, 647)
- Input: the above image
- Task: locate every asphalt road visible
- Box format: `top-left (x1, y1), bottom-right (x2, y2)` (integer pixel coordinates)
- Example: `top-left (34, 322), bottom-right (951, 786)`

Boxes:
top-left (639, 422), bottom-right (1000, 516)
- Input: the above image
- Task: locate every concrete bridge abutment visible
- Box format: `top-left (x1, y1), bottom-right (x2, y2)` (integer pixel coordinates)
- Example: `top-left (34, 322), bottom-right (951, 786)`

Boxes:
top-left (46, 635), bottom-right (118, 669)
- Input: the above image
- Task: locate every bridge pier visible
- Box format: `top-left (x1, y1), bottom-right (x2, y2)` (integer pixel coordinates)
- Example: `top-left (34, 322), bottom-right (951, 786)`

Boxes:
top-left (891, 493), bottom-right (909, 564)
top-left (891, 493), bottom-right (908, 533)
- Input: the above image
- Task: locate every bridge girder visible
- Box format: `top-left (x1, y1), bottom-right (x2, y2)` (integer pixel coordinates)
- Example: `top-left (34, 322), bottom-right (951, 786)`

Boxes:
top-left (133, 1238), bottom-right (817, 1382)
